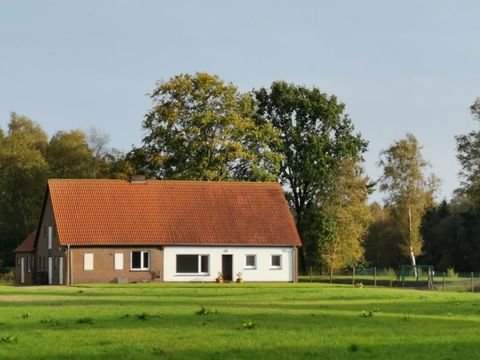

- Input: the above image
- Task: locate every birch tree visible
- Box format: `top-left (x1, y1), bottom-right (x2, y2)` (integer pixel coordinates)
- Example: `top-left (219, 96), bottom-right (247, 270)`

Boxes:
top-left (378, 134), bottom-right (438, 273)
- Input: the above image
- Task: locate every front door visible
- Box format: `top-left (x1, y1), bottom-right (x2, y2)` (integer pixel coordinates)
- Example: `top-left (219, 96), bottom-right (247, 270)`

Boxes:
top-left (59, 257), bottom-right (64, 285)
top-left (48, 257), bottom-right (53, 285)
top-left (222, 255), bottom-right (233, 282)
top-left (20, 257), bottom-right (25, 284)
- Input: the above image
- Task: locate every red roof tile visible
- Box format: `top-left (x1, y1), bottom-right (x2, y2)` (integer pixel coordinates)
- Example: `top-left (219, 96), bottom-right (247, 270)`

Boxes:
top-left (47, 180), bottom-right (301, 247)
top-left (15, 232), bottom-right (36, 252)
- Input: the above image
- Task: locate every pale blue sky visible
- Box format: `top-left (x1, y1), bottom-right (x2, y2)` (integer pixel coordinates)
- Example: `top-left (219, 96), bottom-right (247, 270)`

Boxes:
top-left (1, 0), bottom-right (479, 202)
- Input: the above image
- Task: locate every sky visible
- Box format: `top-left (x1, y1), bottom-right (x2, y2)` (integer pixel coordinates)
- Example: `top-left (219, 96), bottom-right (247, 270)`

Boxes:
top-left (1, 0), bottom-right (479, 202)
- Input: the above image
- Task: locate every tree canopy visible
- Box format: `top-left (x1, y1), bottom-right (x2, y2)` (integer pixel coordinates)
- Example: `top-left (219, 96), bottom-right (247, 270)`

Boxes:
top-left (134, 73), bottom-right (281, 181)
top-left (378, 133), bottom-right (438, 268)
top-left (254, 81), bottom-right (368, 269)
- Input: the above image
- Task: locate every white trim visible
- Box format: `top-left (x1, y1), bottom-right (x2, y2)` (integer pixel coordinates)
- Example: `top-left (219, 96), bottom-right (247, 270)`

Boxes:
top-left (84, 253), bottom-right (94, 271)
top-left (114, 253), bottom-right (124, 270)
top-left (130, 251), bottom-right (150, 271)
top-left (59, 257), bottom-right (64, 285)
top-left (20, 257), bottom-right (25, 284)
top-left (48, 257), bottom-right (53, 284)
top-left (47, 226), bottom-right (53, 250)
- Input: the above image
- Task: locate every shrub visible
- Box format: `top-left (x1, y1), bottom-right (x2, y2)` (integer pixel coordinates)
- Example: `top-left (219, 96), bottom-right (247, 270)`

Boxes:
top-left (0, 269), bottom-right (14, 283)
top-left (447, 267), bottom-right (458, 278)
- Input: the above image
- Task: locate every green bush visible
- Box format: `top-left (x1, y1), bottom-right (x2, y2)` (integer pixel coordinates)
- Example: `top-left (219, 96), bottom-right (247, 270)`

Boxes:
top-left (447, 267), bottom-right (458, 278)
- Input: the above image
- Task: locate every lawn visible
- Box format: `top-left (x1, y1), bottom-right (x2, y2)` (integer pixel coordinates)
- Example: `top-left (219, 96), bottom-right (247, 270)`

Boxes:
top-left (0, 283), bottom-right (479, 359)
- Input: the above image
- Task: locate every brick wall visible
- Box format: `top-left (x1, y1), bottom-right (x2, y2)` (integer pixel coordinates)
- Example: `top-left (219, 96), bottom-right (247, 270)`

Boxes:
top-left (69, 247), bottom-right (164, 284)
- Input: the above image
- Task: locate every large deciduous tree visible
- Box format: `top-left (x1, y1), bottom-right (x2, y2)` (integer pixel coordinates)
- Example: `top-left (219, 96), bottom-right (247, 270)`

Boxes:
top-left (378, 133), bottom-right (438, 271)
top-left (134, 73), bottom-right (281, 181)
top-left (254, 82), bottom-right (368, 270)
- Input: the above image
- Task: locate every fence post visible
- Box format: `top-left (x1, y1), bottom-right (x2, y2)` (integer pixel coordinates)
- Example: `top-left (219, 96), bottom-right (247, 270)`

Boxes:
top-left (309, 266), bottom-right (312, 283)
top-left (471, 272), bottom-right (474, 293)
top-left (352, 266), bottom-right (355, 286)
top-left (374, 267), bottom-right (377, 287)
top-left (443, 272), bottom-right (446, 292)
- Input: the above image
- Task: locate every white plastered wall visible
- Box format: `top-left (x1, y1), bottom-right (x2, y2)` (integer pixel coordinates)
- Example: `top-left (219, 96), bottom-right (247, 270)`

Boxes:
top-left (163, 246), bottom-right (294, 282)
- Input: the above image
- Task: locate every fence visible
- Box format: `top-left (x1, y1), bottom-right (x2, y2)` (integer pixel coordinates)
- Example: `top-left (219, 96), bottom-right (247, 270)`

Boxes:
top-left (300, 266), bottom-right (480, 292)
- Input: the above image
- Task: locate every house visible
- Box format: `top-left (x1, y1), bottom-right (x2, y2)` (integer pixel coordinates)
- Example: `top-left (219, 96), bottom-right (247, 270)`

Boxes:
top-left (15, 179), bottom-right (301, 285)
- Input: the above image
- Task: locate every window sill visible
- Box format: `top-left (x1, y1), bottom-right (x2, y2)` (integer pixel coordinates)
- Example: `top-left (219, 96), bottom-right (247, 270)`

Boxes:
top-left (175, 273), bottom-right (210, 276)
top-left (244, 267), bottom-right (257, 270)
top-left (269, 267), bottom-right (282, 270)
top-left (130, 269), bottom-right (150, 272)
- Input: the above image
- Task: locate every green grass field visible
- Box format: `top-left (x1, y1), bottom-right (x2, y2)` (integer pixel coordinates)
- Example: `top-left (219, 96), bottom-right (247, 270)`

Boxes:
top-left (0, 283), bottom-right (479, 359)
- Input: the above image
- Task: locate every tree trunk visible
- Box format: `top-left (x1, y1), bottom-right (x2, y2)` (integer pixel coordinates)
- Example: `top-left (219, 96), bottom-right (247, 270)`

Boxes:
top-left (408, 205), bottom-right (418, 278)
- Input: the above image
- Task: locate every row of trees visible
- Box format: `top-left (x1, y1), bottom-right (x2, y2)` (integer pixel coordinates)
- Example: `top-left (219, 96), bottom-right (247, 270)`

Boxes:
top-left (0, 115), bottom-right (131, 267)
top-left (366, 98), bottom-right (480, 273)
top-left (1, 72), bottom-right (479, 273)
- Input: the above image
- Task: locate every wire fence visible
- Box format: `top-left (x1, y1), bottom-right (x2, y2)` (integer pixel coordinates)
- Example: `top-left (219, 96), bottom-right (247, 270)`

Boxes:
top-left (299, 266), bottom-right (480, 292)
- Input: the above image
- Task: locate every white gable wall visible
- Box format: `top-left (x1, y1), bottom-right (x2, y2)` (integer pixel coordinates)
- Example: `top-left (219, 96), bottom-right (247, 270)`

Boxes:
top-left (163, 246), bottom-right (294, 282)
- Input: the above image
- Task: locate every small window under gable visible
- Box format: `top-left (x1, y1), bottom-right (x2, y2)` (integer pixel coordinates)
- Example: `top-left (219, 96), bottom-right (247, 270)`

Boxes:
top-left (84, 253), bottom-right (94, 271)
top-left (48, 226), bottom-right (53, 250)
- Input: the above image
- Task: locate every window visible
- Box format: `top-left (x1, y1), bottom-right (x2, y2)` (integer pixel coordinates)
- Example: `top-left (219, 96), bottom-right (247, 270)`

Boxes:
top-left (271, 255), bottom-right (282, 269)
top-left (131, 251), bottom-right (150, 271)
top-left (114, 253), bottom-right (124, 270)
top-left (27, 256), bottom-right (31, 273)
top-left (176, 255), bottom-right (209, 274)
top-left (84, 253), bottom-right (94, 271)
top-left (245, 255), bottom-right (256, 269)
top-left (48, 225), bottom-right (53, 249)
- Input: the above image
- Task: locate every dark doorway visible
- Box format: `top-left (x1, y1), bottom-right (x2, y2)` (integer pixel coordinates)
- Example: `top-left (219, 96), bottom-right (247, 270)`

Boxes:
top-left (222, 255), bottom-right (233, 282)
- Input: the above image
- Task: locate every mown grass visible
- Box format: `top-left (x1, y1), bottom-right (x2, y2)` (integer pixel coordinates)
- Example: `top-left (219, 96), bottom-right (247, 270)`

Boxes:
top-left (0, 283), bottom-right (479, 359)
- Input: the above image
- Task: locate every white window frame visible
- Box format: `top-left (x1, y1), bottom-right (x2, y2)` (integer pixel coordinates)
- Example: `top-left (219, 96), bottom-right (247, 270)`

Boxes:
top-left (130, 251), bottom-right (150, 271)
top-left (270, 255), bottom-right (282, 269)
top-left (175, 254), bottom-right (209, 275)
top-left (47, 225), bottom-right (53, 250)
top-left (245, 254), bottom-right (257, 269)
top-left (84, 253), bottom-right (94, 271)
top-left (114, 253), bottom-right (124, 270)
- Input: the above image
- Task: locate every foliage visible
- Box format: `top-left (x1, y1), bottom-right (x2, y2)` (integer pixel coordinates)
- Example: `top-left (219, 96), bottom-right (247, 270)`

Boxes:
top-left (0, 113), bottom-right (49, 262)
top-left (254, 81), bottom-right (367, 270)
top-left (378, 133), bottom-right (438, 266)
top-left (134, 73), bottom-right (281, 181)
top-left (47, 130), bottom-right (94, 179)
top-left (456, 97), bottom-right (480, 201)
top-left (318, 159), bottom-right (373, 275)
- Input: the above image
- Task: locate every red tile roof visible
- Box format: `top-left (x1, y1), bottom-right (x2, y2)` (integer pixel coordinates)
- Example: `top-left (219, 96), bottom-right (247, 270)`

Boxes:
top-left (47, 180), bottom-right (301, 247)
top-left (15, 232), bottom-right (36, 252)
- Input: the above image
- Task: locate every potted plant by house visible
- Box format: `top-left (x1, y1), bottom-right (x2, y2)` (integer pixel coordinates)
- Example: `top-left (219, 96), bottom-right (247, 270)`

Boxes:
top-left (216, 272), bottom-right (224, 283)
top-left (236, 272), bottom-right (244, 283)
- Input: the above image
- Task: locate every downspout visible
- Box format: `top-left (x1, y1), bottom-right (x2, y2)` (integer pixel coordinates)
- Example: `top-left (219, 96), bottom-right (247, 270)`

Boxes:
top-left (67, 244), bottom-right (71, 286)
